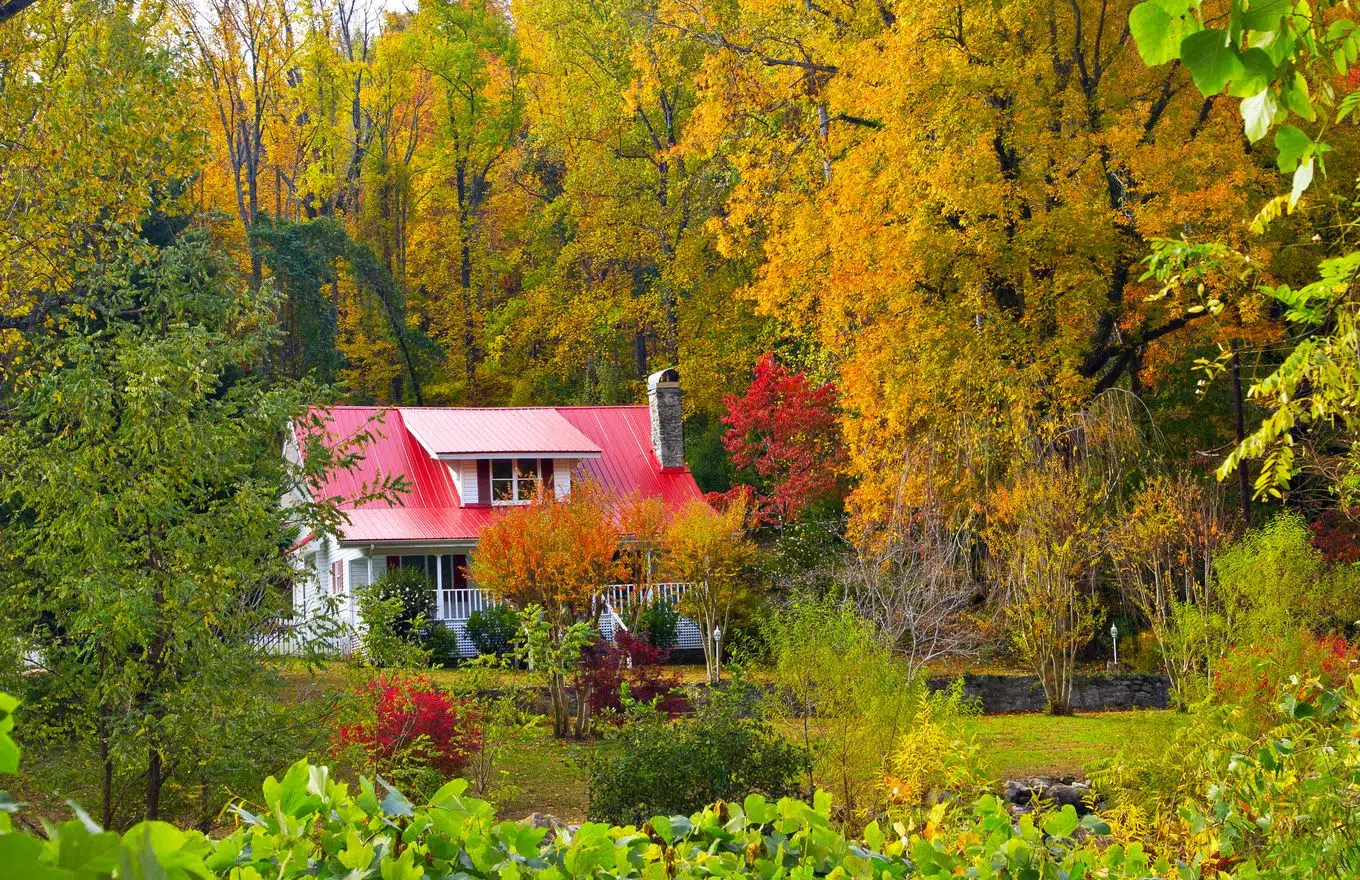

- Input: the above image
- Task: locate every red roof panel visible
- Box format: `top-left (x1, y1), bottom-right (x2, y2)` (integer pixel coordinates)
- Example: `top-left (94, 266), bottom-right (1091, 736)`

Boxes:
top-left (400, 407), bottom-right (602, 458)
top-left (303, 405), bottom-right (705, 544)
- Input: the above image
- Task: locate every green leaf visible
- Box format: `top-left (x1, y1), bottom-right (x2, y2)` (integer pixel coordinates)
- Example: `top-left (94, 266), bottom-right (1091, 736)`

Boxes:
top-left (863, 819), bottom-right (884, 851)
top-left (0, 833), bottom-right (64, 880)
top-left (429, 778), bottom-right (469, 808)
top-left (379, 781), bottom-right (414, 818)
top-left (50, 819), bottom-right (122, 874)
top-left (668, 815), bottom-right (693, 841)
top-left (1227, 47), bottom-right (1275, 97)
top-left (1242, 88), bottom-right (1279, 142)
top-left (1275, 124), bottom-right (1312, 171)
top-left (1182, 29), bottom-right (1246, 95)
top-left (1080, 813), bottom-right (1112, 835)
top-left (1042, 805), bottom-right (1081, 839)
top-left (1290, 158), bottom-right (1314, 207)
top-left (1241, 0), bottom-right (1291, 31)
top-left (0, 693), bottom-right (19, 775)
top-left (1130, 0), bottom-right (1195, 65)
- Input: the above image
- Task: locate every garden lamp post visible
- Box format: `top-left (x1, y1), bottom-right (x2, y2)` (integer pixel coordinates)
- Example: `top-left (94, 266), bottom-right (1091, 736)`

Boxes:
top-left (712, 626), bottom-right (722, 682)
top-left (1110, 623), bottom-right (1119, 668)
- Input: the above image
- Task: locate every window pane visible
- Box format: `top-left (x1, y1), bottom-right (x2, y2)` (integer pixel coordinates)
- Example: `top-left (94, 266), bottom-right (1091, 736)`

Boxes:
top-left (492, 479), bottom-right (514, 501)
top-left (400, 555), bottom-right (424, 573)
top-left (440, 555), bottom-right (453, 589)
top-left (516, 458), bottom-right (539, 501)
top-left (492, 459), bottom-right (513, 480)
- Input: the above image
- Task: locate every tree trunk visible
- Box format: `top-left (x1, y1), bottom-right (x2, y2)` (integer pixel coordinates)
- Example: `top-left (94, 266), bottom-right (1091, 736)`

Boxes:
top-left (146, 742), bottom-right (163, 820)
top-left (99, 708), bottom-right (113, 829)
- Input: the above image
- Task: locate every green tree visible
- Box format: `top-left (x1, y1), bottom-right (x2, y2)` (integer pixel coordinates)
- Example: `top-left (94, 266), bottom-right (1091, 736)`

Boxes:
top-left (0, 228), bottom-right (377, 827)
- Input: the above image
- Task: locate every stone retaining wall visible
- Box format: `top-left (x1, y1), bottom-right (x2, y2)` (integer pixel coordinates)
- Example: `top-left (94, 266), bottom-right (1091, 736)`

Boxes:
top-left (927, 673), bottom-right (1170, 713)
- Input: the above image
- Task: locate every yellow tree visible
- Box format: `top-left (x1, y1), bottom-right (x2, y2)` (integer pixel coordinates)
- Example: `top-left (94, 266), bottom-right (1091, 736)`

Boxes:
top-left (402, 0), bottom-right (524, 401)
top-left (468, 482), bottom-right (621, 736)
top-left (506, 0), bottom-right (761, 407)
top-left (177, 0), bottom-right (299, 286)
top-left (679, 0), bottom-right (1276, 532)
top-left (665, 496), bottom-right (756, 683)
top-left (1, 0), bottom-right (203, 348)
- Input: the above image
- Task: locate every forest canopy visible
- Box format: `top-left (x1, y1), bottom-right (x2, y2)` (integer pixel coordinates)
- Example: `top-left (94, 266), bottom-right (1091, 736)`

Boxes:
top-left (2, 0), bottom-right (1354, 532)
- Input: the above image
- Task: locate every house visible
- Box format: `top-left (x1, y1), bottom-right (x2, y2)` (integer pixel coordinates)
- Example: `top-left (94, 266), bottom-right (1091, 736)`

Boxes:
top-left (288, 369), bottom-right (705, 655)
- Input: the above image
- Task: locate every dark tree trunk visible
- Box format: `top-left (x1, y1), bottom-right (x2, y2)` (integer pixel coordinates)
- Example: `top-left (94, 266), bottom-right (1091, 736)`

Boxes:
top-left (634, 331), bottom-right (648, 379)
top-left (0, 0), bottom-right (39, 26)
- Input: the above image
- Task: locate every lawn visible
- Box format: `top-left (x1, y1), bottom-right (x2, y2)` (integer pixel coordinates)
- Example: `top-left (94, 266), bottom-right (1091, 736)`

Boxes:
top-left (967, 709), bottom-right (1186, 779)
top-left (272, 662), bottom-right (1186, 822)
top-left (481, 709), bottom-right (1187, 822)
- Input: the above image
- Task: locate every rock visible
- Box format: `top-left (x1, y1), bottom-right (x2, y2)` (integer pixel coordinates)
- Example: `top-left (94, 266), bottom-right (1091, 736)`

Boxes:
top-left (526, 812), bottom-right (569, 834)
top-left (1044, 783), bottom-right (1092, 814)
top-left (1003, 780), bottom-right (1033, 805)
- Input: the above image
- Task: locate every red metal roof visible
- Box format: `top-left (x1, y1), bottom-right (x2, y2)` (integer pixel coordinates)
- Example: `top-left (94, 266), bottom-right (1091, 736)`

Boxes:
top-left (400, 408), bottom-right (602, 458)
top-left (302, 405), bottom-right (704, 544)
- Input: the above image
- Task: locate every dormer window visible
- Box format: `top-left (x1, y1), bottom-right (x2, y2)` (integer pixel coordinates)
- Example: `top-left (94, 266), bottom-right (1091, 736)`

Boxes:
top-left (491, 458), bottom-right (542, 504)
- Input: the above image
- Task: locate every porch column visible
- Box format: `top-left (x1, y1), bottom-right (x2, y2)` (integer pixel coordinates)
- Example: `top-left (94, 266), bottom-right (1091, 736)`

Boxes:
top-left (435, 553), bottom-right (444, 621)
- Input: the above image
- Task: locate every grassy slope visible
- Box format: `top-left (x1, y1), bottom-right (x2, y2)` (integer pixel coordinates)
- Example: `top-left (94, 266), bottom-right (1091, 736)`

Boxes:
top-left (967, 710), bottom-right (1187, 779)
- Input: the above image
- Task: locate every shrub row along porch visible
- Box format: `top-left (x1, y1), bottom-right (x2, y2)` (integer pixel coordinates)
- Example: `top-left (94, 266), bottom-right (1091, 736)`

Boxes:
top-left (280, 549), bottom-right (700, 659)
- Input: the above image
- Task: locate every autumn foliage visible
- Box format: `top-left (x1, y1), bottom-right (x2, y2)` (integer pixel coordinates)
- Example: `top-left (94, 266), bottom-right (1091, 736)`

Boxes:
top-left (721, 353), bottom-right (843, 524)
top-left (581, 631), bottom-right (690, 720)
top-left (469, 481), bottom-right (622, 615)
top-left (334, 675), bottom-right (483, 779)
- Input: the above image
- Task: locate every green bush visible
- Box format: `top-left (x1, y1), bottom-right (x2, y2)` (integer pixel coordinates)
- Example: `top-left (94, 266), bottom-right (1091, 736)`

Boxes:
top-left (356, 586), bottom-right (431, 668)
top-left (369, 566), bottom-right (437, 638)
top-left (464, 604), bottom-right (520, 656)
top-left (1216, 513), bottom-right (1360, 638)
top-left (586, 680), bottom-right (804, 824)
top-left (424, 622), bottom-right (462, 667)
top-left (638, 599), bottom-right (680, 650)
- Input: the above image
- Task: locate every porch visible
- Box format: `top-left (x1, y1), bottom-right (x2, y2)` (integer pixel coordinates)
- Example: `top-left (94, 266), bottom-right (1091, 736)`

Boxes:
top-left (435, 582), bottom-right (703, 658)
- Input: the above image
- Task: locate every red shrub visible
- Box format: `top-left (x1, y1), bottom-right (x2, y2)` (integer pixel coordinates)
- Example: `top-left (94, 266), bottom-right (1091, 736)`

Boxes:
top-left (1212, 632), bottom-right (1360, 724)
top-left (581, 631), bottom-right (690, 720)
top-left (334, 674), bottom-right (482, 777)
top-left (1309, 509), bottom-right (1360, 564)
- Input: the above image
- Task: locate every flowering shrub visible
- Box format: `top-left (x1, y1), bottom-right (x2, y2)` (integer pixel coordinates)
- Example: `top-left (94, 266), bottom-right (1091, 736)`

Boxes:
top-left (582, 631), bottom-right (689, 720)
top-left (334, 675), bottom-right (482, 784)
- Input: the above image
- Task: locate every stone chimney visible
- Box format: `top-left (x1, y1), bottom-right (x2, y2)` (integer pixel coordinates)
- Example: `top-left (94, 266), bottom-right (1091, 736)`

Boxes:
top-left (647, 368), bottom-right (684, 470)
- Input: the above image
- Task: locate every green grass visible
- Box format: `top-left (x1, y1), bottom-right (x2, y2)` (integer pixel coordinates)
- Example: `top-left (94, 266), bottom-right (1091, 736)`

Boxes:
top-left (967, 710), bottom-right (1186, 779)
top-left (492, 727), bottom-right (595, 822)
top-left (270, 662), bottom-right (1186, 821)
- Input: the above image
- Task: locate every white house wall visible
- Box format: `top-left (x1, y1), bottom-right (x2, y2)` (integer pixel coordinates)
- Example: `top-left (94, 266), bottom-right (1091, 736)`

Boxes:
top-left (553, 458), bottom-right (573, 499)
top-left (460, 460), bottom-right (480, 504)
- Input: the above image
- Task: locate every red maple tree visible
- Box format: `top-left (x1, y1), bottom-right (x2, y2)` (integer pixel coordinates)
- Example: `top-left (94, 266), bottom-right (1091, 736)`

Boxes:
top-left (720, 353), bottom-right (843, 525)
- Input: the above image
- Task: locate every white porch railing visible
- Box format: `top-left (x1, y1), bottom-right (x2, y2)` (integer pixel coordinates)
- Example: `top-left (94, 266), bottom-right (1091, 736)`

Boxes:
top-left (268, 584), bottom-right (702, 659)
top-left (434, 582), bottom-right (702, 655)
top-left (437, 586), bottom-right (498, 622)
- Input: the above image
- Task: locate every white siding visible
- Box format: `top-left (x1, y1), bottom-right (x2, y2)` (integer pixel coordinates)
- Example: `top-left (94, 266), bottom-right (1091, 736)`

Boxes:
top-left (553, 458), bottom-right (573, 499)
top-left (334, 543), bottom-right (367, 636)
top-left (460, 460), bottom-right (480, 505)
top-left (446, 462), bottom-right (464, 502)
